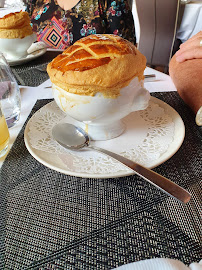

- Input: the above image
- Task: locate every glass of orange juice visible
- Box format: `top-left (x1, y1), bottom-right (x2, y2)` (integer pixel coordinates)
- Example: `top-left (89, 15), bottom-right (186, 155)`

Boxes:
top-left (0, 103), bottom-right (9, 158)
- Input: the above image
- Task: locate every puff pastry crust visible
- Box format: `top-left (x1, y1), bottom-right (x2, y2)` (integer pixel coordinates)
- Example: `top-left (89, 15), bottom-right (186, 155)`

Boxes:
top-left (0, 11), bottom-right (33, 39)
top-left (47, 34), bottom-right (146, 97)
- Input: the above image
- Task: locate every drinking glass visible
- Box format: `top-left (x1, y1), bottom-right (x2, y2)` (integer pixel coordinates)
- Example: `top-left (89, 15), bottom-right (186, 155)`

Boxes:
top-left (0, 103), bottom-right (10, 158)
top-left (0, 53), bottom-right (21, 128)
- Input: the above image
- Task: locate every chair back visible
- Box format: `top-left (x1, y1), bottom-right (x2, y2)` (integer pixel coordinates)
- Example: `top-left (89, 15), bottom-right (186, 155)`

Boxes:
top-left (136, 0), bottom-right (180, 68)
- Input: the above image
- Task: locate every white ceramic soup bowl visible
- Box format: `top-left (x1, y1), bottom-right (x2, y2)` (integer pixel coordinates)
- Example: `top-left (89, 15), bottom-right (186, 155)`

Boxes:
top-left (52, 77), bottom-right (150, 140)
top-left (0, 33), bottom-right (36, 60)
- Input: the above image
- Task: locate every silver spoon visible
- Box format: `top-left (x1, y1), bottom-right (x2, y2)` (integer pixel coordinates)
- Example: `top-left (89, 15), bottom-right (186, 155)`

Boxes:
top-left (52, 123), bottom-right (191, 204)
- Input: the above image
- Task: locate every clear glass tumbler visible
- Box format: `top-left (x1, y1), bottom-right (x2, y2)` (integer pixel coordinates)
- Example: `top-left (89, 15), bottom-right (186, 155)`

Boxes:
top-left (0, 53), bottom-right (21, 128)
top-left (0, 103), bottom-right (10, 158)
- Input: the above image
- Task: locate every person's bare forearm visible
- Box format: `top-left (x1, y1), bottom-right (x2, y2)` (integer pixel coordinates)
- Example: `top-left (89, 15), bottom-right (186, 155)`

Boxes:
top-left (169, 55), bottom-right (202, 115)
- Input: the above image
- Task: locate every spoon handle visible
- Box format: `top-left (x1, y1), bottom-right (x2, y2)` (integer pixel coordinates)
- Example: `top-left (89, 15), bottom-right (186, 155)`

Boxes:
top-left (89, 145), bottom-right (191, 204)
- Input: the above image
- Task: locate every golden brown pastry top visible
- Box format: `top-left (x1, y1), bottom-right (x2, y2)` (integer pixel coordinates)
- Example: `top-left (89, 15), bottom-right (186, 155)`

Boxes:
top-left (0, 11), bottom-right (33, 39)
top-left (47, 34), bottom-right (146, 97)
top-left (50, 34), bottom-right (137, 72)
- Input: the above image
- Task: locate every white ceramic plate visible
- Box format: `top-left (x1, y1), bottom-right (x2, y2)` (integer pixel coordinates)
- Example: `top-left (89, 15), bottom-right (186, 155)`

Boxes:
top-left (24, 97), bottom-right (185, 178)
top-left (7, 48), bottom-right (47, 66)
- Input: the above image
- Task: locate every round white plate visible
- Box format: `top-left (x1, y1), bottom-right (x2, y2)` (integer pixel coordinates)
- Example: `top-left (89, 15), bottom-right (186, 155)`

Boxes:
top-left (7, 48), bottom-right (47, 66)
top-left (24, 97), bottom-right (185, 178)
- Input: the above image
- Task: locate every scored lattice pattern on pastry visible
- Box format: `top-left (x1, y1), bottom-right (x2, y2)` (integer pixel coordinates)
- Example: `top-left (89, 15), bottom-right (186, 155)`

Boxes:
top-left (51, 34), bottom-right (137, 72)
top-left (47, 34), bottom-right (146, 96)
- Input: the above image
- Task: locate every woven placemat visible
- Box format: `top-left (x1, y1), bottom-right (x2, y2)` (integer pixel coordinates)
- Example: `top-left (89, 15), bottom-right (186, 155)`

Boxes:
top-left (11, 51), bottom-right (61, 87)
top-left (0, 92), bottom-right (201, 269)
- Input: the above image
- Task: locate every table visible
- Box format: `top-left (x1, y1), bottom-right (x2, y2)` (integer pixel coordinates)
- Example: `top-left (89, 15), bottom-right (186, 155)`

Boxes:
top-left (0, 61), bottom-right (178, 168)
top-left (0, 54), bottom-right (201, 269)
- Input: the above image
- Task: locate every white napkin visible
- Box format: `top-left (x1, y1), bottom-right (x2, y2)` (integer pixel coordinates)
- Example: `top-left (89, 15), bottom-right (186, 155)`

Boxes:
top-left (27, 41), bottom-right (47, 54)
top-left (113, 258), bottom-right (202, 270)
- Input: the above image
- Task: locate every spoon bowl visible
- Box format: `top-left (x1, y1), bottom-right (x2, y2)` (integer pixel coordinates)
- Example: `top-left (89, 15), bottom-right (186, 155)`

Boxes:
top-left (52, 123), bottom-right (191, 204)
top-left (52, 124), bottom-right (89, 149)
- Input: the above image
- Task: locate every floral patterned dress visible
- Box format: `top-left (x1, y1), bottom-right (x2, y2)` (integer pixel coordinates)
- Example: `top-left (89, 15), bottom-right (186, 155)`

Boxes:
top-left (26, 0), bottom-right (136, 49)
